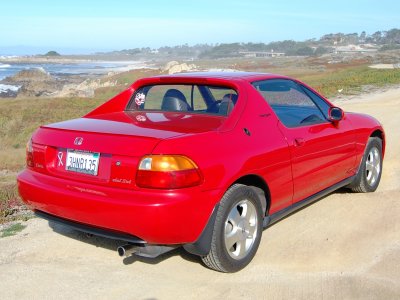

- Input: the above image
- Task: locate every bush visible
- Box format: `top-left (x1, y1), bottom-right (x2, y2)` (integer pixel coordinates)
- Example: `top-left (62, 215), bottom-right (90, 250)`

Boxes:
top-left (314, 46), bottom-right (329, 56)
top-left (296, 47), bottom-right (314, 56)
top-left (379, 44), bottom-right (400, 51)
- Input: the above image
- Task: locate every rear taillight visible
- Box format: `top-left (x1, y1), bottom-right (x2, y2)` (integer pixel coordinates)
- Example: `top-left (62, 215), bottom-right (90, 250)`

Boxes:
top-left (136, 155), bottom-right (203, 189)
top-left (26, 138), bottom-right (34, 168)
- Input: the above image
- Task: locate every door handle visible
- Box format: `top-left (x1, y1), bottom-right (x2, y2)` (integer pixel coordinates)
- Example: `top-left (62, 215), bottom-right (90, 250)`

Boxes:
top-left (294, 138), bottom-right (305, 146)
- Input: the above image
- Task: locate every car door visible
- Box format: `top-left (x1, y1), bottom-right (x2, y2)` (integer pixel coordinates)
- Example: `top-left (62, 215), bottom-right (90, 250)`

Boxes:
top-left (252, 79), bottom-right (357, 203)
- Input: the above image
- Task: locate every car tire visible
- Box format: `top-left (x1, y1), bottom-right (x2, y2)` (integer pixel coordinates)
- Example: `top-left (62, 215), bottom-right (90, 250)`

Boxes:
top-left (201, 184), bottom-right (263, 272)
top-left (350, 137), bottom-right (383, 193)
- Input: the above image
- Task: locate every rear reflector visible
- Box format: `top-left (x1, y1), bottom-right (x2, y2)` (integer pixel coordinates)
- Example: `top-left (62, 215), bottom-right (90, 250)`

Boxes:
top-left (26, 139), bottom-right (34, 168)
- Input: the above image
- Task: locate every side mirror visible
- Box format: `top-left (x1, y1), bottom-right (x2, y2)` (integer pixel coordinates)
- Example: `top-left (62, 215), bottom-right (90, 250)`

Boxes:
top-left (328, 107), bottom-right (344, 123)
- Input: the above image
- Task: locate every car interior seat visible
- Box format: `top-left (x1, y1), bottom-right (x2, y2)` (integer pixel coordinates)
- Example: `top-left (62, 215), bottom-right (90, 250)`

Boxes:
top-left (161, 89), bottom-right (191, 111)
top-left (218, 93), bottom-right (238, 115)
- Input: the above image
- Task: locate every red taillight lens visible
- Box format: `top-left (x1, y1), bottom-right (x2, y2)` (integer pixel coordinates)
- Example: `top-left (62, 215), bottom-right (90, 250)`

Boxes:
top-left (136, 155), bottom-right (203, 189)
top-left (26, 139), bottom-right (34, 168)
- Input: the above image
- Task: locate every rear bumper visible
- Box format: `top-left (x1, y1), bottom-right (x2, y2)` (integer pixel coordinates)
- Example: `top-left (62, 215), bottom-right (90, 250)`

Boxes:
top-left (17, 169), bottom-right (221, 244)
top-left (35, 210), bottom-right (145, 244)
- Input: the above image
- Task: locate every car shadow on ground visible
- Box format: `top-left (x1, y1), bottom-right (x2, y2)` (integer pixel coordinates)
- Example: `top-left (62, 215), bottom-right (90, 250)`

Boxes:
top-left (48, 221), bottom-right (201, 266)
top-left (46, 187), bottom-right (354, 267)
top-left (121, 248), bottom-right (199, 266)
top-left (263, 187), bottom-right (353, 228)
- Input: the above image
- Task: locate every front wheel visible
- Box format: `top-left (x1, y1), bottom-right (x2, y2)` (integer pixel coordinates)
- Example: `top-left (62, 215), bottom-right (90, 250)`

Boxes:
top-left (201, 184), bottom-right (263, 272)
top-left (350, 137), bottom-right (383, 193)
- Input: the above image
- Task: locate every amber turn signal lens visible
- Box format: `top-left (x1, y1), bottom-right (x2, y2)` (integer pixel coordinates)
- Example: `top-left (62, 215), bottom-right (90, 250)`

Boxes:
top-left (137, 155), bottom-right (202, 189)
top-left (138, 155), bottom-right (199, 171)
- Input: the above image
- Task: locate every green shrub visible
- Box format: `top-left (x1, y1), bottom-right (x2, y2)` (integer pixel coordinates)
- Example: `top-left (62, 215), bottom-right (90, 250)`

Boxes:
top-left (1, 223), bottom-right (26, 237)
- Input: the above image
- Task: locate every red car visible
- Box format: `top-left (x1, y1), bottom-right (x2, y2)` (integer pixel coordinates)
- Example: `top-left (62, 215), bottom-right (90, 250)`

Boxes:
top-left (18, 72), bottom-right (384, 272)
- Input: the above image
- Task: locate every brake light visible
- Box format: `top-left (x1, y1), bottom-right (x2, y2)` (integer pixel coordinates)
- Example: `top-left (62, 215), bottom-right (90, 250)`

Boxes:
top-left (136, 155), bottom-right (203, 189)
top-left (26, 139), bottom-right (34, 167)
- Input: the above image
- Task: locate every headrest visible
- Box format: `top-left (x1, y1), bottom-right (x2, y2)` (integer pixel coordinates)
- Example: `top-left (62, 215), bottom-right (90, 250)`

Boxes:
top-left (223, 93), bottom-right (238, 103)
top-left (164, 89), bottom-right (187, 102)
top-left (161, 96), bottom-right (190, 111)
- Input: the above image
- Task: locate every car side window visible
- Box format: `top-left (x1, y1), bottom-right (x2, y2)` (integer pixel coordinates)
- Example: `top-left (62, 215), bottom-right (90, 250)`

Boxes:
top-left (301, 86), bottom-right (331, 117)
top-left (252, 79), bottom-right (328, 128)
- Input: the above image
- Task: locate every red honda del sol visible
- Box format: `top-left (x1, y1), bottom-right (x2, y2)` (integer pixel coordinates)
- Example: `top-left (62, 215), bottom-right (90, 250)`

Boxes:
top-left (18, 72), bottom-right (384, 272)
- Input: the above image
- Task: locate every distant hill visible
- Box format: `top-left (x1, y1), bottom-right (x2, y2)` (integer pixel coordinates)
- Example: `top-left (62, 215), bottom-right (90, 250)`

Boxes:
top-left (44, 51), bottom-right (61, 56)
top-left (99, 28), bottom-right (400, 59)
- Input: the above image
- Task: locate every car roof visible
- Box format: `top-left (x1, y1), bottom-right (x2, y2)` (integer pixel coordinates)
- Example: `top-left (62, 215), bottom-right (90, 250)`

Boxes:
top-left (155, 71), bottom-right (289, 82)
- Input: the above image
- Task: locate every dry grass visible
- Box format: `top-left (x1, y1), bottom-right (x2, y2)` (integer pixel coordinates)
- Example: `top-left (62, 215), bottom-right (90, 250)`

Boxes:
top-left (299, 66), bottom-right (400, 97)
top-left (0, 183), bottom-right (26, 223)
top-left (0, 97), bottom-right (104, 149)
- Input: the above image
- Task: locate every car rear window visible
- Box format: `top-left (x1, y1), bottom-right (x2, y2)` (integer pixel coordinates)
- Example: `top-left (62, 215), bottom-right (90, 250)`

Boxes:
top-left (126, 84), bottom-right (238, 116)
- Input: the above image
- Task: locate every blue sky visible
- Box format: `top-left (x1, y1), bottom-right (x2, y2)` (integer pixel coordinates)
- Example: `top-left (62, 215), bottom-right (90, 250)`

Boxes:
top-left (1, 0), bottom-right (399, 54)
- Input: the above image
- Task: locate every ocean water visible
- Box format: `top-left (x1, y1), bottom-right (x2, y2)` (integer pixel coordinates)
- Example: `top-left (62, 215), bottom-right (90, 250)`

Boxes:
top-left (0, 61), bottom-right (148, 81)
top-left (0, 60), bottom-right (148, 94)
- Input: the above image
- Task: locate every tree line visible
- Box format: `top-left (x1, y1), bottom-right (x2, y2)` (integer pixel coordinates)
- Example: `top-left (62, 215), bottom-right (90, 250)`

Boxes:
top-left (100, 28), bottom-right (400, 58)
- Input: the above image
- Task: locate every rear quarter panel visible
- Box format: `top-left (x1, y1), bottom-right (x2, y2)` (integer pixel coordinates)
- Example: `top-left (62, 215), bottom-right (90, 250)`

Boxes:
top-left (345, 112), bottom-right (385, 164)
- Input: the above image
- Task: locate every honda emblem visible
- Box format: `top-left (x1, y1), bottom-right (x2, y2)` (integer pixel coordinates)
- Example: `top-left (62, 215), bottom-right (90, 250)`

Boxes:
top-left (74, 137), bottom-right (83, 146)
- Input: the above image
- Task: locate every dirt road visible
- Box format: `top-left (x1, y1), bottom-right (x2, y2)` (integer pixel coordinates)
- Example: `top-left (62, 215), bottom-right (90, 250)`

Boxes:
top-left (1, 88), bottom-right (399, 299)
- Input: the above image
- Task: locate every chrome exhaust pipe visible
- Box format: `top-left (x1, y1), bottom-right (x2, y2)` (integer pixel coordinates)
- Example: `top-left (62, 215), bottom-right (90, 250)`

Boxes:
top-left (117, 244), bottom-right (138, 257)
top-left (117, 244), bottom-right (177, 258)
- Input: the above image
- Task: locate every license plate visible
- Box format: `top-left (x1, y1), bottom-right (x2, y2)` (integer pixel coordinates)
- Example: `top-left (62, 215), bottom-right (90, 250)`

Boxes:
top-left (66, 149), bottom-right (100, 176)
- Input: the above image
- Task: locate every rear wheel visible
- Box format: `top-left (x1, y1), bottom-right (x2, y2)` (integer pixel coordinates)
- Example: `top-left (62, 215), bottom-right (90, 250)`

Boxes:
top-left (350, 137), bottom-right (383, 193)
top-left (201, 184), bottom-right (263, 272)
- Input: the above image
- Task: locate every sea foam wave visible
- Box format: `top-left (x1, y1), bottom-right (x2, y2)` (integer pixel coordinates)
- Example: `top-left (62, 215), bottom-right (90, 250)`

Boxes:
top-left (0, 84), bottom-right (20, 93)
top-left (0, 63), bottom-right (11, 68)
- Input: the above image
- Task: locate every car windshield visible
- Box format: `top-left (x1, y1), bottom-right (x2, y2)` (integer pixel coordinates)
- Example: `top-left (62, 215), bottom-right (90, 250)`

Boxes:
top-left (126, 84), bottom-right (238, 116)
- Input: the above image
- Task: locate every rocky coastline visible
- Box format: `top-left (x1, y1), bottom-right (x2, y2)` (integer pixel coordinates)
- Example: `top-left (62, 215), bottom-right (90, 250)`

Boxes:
top-left (0, 59), bottom-right (197, 98)
top-left (0, 67), bottom-right (121, 98)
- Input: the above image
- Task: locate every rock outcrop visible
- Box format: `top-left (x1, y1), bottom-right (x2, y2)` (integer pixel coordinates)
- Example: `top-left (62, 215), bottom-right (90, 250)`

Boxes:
top-left (55, 79), bottom-right (117, 98)
top-left (163, 61), bottom-right (197, 74)
top-left (6, 67), bottom-right (52, 82)
top-left (1, 68), bottom-right (63, 97)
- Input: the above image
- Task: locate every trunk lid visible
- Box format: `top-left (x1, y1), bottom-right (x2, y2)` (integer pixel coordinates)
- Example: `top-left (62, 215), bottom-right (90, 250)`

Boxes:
top-left (30, 111), bottom-right (225, 189)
